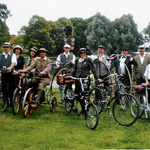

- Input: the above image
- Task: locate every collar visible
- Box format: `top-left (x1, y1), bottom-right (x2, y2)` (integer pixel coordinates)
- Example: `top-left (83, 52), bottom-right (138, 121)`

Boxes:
top-left (38, 56), bottom-right (47, 61)
top-left (140, 52), bottom-right (146, 57)
top-left (3, 52), bottom-right (11, 55)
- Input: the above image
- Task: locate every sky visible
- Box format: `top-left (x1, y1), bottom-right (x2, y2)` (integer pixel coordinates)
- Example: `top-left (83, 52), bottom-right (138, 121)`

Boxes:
top-left (1, 0), bottom-right (150, 35)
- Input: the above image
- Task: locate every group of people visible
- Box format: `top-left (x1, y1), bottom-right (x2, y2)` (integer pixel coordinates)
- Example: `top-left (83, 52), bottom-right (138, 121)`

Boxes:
top-left (0, 41), bottom-right (150, 111)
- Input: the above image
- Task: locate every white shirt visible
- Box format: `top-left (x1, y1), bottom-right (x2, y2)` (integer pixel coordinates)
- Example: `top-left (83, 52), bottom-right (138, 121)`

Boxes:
top-left (144, 64), bottom-right (150, 79)
top-left (56, 52), bottom-right (75, 65)
top-left (120, 56), bottom-right (126, 75)
top-left (2, 52), bottom-right (17, 66)
top-left (139, 53), bottom-right (146, 64)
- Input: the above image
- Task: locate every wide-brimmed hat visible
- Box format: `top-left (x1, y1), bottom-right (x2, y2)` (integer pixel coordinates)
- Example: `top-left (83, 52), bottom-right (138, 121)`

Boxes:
top-left (63, 44), bottom-right (71, 48)
top-left (30, 46), bottom-right (38, 53)
top-left (98, 44), bottom-right (105, 49)
top-left (38, 48), bottom-right (49, 54)
top-left (13, 45), bottom-right (23, 53)
top-left (78, 48), bottom-right (89, 54)
top-left (2, 42), bottom-right (11, 48)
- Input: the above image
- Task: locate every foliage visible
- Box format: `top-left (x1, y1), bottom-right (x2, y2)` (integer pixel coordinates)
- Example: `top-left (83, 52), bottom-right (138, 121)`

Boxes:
top-left (70, 18), bottom-right (88, 54)
top-left (21, 15), bottom-right (55, 53)
top-left (85, 13), bottom-right (111, 54)
top-left (0, 3), bottom-right (11, 22)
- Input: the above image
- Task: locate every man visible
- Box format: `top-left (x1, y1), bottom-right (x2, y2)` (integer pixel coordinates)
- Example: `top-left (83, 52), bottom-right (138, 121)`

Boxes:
top-left (0, 42), bottom-right (17, 106)
top-left (56, 44), bottom-right (75, 104)
top-left (21, 48), bottom-right (51, 104)
top-left (93, 45), bottom-right (110, 102)
top-left (134, 45), bottom-right (150, 85)
top-left (118, 46), bottom-right (134, 90)
top-left (93, 44), bottom-right (110, 80)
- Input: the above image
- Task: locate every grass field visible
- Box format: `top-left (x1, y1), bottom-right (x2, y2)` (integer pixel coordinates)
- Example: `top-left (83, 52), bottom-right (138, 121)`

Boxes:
top-left (0, 90), bottom-right (150, 150)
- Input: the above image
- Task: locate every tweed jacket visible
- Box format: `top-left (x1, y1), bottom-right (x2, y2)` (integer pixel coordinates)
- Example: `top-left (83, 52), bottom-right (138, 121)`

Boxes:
top-left (25, 57), bottom-right (52, 78)
top-left (134, 54), bottom-right (150, 79)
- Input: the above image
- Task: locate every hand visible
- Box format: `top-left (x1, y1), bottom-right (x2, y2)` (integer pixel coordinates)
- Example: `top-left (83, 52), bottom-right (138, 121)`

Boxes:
top-left (40, 72), bottom-right (45, 76)
top-left (56, 64), bottom-right (60, 69)
top-left (20, 70), bottom-right (26, 73)
top-left (142, 83), bottom-right (149, 86)
top-left (7, 67), bottom-right (12, 71)
top-left (126, 54), bottom-right (131, 58)
top-left (97, 78), bottom-right (103, 82)
top-left (70, 61), bottom-right (75, 65)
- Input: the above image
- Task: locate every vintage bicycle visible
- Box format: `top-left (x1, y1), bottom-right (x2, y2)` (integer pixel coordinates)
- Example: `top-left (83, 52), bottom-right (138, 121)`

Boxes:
top-left (89, 73), bottom-right (139, 127)
top-left (61, 74), bottom-right (99, 130)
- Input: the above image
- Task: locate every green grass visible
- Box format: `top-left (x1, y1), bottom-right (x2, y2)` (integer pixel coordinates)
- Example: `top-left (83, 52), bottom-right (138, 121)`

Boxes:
top-left (0, 89), bottom-right (150, 150)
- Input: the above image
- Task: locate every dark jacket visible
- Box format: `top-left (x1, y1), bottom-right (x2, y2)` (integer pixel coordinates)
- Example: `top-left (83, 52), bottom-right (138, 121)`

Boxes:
top-left (73, 57), bottom-right (98, 80)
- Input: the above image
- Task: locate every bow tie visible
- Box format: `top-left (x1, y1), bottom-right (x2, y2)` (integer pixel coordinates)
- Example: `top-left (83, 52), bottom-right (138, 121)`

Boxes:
top-left (122, 56), bottom-right (126, 58)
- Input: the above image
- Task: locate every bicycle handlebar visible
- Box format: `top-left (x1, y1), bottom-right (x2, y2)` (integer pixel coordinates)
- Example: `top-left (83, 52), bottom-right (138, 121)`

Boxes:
top-left (64, 76), bottom-right (89, 81)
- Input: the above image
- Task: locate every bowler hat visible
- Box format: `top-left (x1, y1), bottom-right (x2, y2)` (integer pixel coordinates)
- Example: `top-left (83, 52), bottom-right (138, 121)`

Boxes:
top-left (98, 45), bottom-right (105, 49)
top-left (121, 46), bottom-right (129, 51)
top-left (2, 42), bottom-right (11, 48)
top-left (38, 48), bottom-right (49, 54)
top-left (13, 45), bottom-right (23, 53)
top-left (78, 48), bottom-right (89, 54)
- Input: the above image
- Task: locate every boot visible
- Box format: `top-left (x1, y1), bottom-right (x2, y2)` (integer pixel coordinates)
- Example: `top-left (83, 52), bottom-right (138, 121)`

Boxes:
top-left (35, 90), bottom-right (43, 104)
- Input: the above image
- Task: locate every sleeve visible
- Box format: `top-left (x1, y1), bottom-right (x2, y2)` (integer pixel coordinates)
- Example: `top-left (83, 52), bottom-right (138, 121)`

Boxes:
top-left (72, 59), bottom-right (78, 77)
top-left (87, 57), bottom-right (98, 80)
top-left (11, 54), bottom-right (17, 66)
top-left (56, 55), bottom-right (60, 65)
top-left (144, 65), bottom-right (149, 77)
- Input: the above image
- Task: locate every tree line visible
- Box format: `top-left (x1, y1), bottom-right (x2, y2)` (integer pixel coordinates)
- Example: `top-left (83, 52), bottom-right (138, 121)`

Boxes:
top-left (1, 3), bottom-right (150, 55)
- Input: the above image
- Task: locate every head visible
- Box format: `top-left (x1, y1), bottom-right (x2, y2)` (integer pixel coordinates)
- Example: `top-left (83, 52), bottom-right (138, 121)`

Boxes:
top-left (13, 45), bottom-right (23, 55)
top-left (30, 47), bottom-right (38, 58)
top-left (63, 44), bottom-right (71, 54)
top-left (78, 48), bottom-right (88, 58)
top-left (97, 45), bottom-right (105, 55)
top-left (121, 47), bottom-right (129, 55)
top-left (138, 46), bottom-right (145, 56)
top-left (38, 48), bottom-right (48, 58)
top-left (2, 42), bottom-right (11, 54)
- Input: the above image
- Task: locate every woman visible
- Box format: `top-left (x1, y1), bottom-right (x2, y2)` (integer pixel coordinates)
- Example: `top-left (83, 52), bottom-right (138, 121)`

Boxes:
top-left (13, 45), bottom-right (25, 88)
top-left (26, 46), bottom-right (38, 67)
top-left (73, 48), bottom-right (102, 114)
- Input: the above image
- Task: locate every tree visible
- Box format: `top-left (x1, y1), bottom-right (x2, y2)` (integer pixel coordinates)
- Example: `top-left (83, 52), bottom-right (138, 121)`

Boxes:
top-left (110, 14), bottom-right (143, 53)
top-left (0, 3), bottom-right (11, 22)
top-left (70, 18), bottom-right (88, 54)
top-left (85, 13), bottom-right (112, 54)
top-left (0, 3), bottom-right (11, 46)
top-left (22, 15), bottom-right (55, 53)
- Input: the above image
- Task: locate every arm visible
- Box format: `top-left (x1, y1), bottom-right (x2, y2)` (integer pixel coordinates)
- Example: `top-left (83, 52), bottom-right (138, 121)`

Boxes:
top-left (7, 54), bottom-right (17, 71)
top-left (40, 60), bottom-right (52, 75)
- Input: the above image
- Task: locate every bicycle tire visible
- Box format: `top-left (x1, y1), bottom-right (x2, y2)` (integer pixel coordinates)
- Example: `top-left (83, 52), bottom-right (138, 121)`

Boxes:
top-left (73, 99), bottom-right (82, 116)
top-left (132, 89), bottom-right (144, 118)
top-left (22, 88), bottom-right (33, 118)
top-left (12, 88), bottom-right (21, 115)
top-left (49, 96), bottom-right (57, 112)
top-left (89, 87), bottom-right (104, 114)
top-left (112, 94), bottom-right (139, 126)
top-left (64, 87), bottom-right (73, 113)
top-left (85, 103), bottom-right (99, 130)
top-left (0, 91), bottom-right (7, 112)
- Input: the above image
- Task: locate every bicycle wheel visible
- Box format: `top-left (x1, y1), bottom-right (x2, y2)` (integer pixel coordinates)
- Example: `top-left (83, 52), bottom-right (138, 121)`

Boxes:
top-left (64, 87), bottom-right (73, 113)
top-left (89, 87), bottom-right (104, 114)
top-left (85, 103), bottom-right (99, 130)
top-left (49, 96), bottom-right (57, 112)
top-left (22, 88), bottom-right (33, 118)
top-left (73, 99), bottom-right (82, 116)
top-left (112, 94), bottom-right (139, 126)
top-left (44, 86), bottom-right (51, 103)
top-left (132, 89), bottom-right (144, 118)
top-left (12, 88), bottom-right (21, 115)
top-left (0, 91), bottom-right (7, 112)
